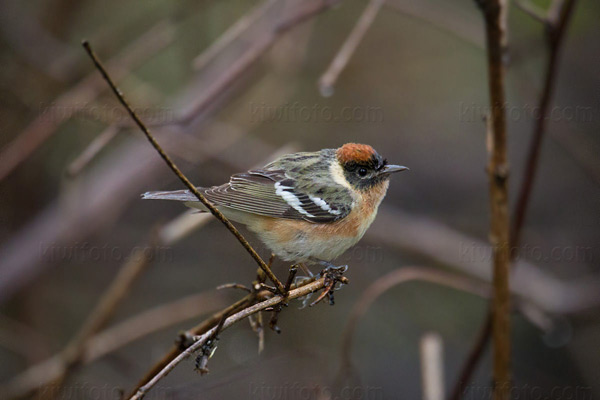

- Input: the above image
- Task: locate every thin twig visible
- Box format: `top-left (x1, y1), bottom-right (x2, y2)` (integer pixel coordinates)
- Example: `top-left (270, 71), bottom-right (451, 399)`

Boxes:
top-left (318, 0), bottom-right (385, 96)
top-left (217, 283), bottom-right (252, 293)
top-left (82, 41), bottom-right (285, 295)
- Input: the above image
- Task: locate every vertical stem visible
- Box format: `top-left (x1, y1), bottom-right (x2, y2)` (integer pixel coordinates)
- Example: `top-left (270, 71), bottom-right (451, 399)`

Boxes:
top-left (482, 1), bottom-right (511, 399)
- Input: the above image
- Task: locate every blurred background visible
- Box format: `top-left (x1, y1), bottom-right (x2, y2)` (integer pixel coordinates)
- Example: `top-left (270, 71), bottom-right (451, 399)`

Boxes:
top-left (0, 0), bottom-right (599, 399)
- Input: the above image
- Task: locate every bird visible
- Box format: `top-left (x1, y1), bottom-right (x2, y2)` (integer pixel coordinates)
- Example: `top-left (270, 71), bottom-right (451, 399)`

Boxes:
top-left (142, 143), bottom-right (408, 268)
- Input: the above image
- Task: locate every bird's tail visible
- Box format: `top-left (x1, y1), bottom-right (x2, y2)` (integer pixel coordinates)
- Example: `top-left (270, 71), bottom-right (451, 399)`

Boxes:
top-left (141, 189), bottom-right (252, 223)
top-left (141, 189), bottom-right (203, 202)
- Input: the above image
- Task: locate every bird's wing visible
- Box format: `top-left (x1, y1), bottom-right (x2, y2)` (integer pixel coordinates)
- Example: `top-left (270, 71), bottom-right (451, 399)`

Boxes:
top-left (208, 169), bottom-right (352, 223)
top-left (143, 169), bottom-right (351, 223)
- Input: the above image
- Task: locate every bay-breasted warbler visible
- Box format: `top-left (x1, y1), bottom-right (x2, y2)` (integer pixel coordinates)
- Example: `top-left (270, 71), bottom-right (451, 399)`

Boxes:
top-left (142, 143), bottom-right (408, 265)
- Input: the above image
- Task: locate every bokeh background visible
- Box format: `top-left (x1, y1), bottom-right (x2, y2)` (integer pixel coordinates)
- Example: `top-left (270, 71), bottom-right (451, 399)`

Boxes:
top-left (1, 0), bottom-right (599, 399)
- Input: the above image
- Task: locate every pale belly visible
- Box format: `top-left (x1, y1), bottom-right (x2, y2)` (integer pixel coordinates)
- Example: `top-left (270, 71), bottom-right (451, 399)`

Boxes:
top-left (248, 204), bottom-right (379, 263)
top-left (254, 226), bottom-right (364, 262)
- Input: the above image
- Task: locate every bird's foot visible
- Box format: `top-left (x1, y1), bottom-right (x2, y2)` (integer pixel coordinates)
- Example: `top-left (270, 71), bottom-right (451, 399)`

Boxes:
top-left (318, 260), bottom-right (349, 276)
top-left (308, 262), bottom-right (349, 307)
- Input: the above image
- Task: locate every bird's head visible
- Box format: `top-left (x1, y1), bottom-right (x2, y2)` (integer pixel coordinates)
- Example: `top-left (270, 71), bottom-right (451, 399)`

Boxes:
top-left (335, 143), bottom-right (408, 191)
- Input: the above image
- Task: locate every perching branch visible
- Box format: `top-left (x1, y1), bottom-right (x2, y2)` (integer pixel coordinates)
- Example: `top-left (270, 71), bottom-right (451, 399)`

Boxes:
top-left (81, 40), bottom-right (285, 295)
top-left (130, 271), bottom-right (348, 400)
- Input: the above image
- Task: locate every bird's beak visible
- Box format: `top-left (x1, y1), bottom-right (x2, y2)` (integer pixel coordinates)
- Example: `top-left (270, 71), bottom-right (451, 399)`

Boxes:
top-left (381, 164), bottom-right (409, 175)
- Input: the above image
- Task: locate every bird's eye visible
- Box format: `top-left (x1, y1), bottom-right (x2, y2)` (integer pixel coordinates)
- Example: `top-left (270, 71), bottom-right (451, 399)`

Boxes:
top-left (358, 167), bottom-right (368, 177)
